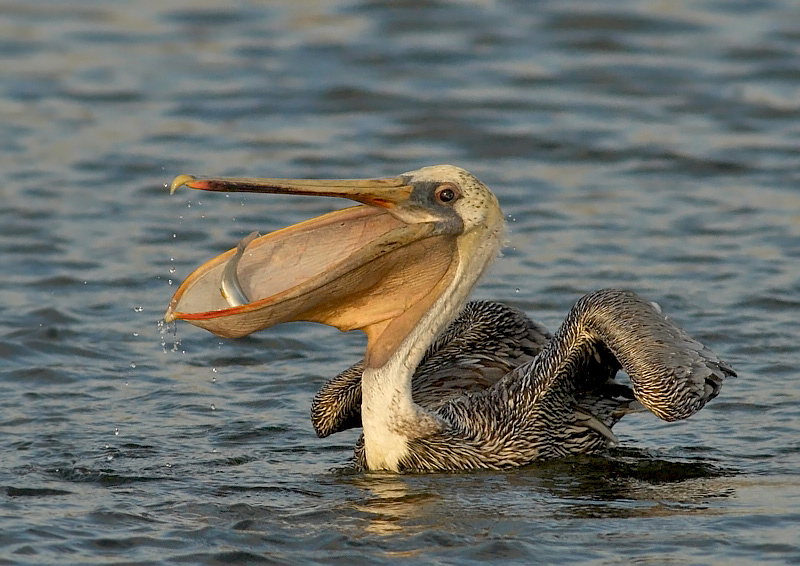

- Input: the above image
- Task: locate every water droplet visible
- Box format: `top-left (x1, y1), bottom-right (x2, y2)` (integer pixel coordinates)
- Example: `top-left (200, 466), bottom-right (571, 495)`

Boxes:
top-left (165, 462), bottom-right (172, 468)
top-left (168, 279), bottom-right (173, 285)
top-left (134, 306), bottom-right (143, 312)
top-left (172, 233), bottom-right (177, 239)
top-left (212, 377), bottom-right (217, 383)
top-left (104, 444), bottom-right (110, 449)
top-left (212, 448), bottom-right (218, 454)
top-left (210, 404), bottom-right (216, 411)
top-left (158, 320), bottom-right (166, 350)
top-left (515, 288), bottom-right (520, 293)
top-left (160, 319), bottom-right (181, 353)
top-left (212, 367), bottom-right (218, 373)
top-left (132, 332), bottom-right (139, 337)
top-left (169, 266), bottom-right (176, 274)
top-left (114, 428), bottom-right (119, 436)
top-left (187, 202), bottom-right (192, 208)
top-left (107, 455), bottom-right (114, 461)
top-left (130, 362), bottom-right (136, 369)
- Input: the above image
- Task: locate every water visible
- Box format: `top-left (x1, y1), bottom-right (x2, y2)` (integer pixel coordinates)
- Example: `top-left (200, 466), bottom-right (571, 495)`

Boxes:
top-left (1, 0), bottom-right (799, 563)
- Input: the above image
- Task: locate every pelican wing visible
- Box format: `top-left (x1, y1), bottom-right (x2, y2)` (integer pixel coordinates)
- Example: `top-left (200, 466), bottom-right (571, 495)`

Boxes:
top-left (563, 289), bottom-right (733, 422)
top-left (414, 289), bottom-right (735, 468)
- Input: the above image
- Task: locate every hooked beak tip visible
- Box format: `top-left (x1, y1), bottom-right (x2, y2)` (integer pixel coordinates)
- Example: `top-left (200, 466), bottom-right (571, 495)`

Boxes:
top-left (170, 174), bottom-right (198, 195)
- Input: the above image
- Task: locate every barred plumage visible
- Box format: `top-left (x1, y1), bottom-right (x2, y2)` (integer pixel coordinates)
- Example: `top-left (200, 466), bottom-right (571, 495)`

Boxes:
top-left (318, 290), bottom-right (735, 472)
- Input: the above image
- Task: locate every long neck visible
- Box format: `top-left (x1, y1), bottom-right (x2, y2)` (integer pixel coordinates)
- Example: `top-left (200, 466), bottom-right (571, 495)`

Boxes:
top-left (360, 225), bottom-right (503, 471)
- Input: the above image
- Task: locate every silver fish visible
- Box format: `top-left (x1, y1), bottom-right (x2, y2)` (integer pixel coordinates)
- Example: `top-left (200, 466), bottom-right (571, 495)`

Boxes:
top-left (220, 231), bottom-right (260, 307)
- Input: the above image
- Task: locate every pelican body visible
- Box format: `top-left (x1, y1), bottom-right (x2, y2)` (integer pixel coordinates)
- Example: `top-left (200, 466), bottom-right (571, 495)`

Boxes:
top-left (166, 165), bottom-right (734, 472)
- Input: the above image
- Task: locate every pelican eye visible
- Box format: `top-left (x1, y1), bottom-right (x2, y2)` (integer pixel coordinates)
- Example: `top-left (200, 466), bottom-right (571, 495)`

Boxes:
top-left (435, 183), bottom-right (459, 204)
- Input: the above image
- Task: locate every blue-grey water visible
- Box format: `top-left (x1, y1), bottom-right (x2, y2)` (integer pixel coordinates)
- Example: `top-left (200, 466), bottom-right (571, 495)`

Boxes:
top-left (1, 0), bottom-right (799, 564)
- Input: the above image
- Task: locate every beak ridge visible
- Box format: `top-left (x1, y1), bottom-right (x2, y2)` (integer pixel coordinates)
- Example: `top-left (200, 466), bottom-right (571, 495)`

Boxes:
top-left (169, 174), bottom-right (413, 208)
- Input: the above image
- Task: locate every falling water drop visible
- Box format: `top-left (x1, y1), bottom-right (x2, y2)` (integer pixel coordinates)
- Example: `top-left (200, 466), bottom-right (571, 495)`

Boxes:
top-left (158, 319), bottom-right (166, 350)
top-left (159, 319), bottom-right (181, 353)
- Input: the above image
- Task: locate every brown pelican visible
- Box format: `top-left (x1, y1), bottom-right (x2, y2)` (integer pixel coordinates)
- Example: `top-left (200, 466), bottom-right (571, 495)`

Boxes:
top-left (165, 165), bottom-right (734, 472)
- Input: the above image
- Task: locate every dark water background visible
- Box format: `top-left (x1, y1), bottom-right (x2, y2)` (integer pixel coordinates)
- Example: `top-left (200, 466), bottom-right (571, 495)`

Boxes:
top-left (2, 1), bottom-right (799, 564)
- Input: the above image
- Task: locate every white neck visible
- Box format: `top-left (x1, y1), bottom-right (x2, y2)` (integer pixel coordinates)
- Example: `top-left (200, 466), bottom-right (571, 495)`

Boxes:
top-left (360, 225), bottom-right (503, 471)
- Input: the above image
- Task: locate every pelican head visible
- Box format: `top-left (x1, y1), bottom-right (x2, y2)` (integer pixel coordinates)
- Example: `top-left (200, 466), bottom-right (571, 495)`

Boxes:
top-left (165, 165), bottom-right (505, 367)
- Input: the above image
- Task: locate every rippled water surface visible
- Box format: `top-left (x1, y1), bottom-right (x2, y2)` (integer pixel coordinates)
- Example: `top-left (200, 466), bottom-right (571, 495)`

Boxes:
top-left (2, 0), bottom-right (799, 564)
